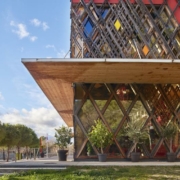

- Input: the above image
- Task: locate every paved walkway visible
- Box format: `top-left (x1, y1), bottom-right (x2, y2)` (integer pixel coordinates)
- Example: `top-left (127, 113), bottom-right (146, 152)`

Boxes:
top-left (1, 155), bottom-right (180, 168)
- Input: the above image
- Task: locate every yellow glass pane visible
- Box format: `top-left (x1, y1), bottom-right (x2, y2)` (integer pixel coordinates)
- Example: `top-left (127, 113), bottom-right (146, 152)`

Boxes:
top-left (114, 19), bottom-right (121, 31)
top-left (142, 45), bottom-right (149, 56)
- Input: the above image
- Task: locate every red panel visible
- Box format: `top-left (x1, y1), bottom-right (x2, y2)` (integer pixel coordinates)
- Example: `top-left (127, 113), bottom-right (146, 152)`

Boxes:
top-left (167, 0), bottom-right (180, 24)
top-left (72, 0), bottom-right (164, 4)
top-left (130, 0), bottom-right (163, 4)
top-left (72, 0), bottom-right (180, 24)
top-left (143, 0), bottom-right (163, 4)
top-left (167, 0), bottom-right (177, 11)
top-left (72, 0), bottom-right (119, 3)
top-left (72, 0), bottom-right (79, 3)
top-left (174, 7), bottom-right (180, 24)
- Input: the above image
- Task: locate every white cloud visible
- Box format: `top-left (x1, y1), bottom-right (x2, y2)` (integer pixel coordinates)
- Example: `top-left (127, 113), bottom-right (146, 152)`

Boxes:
top-left (0, 92), bottom-right (4, 100)
top-left (29, 36), bottom-right (38, 42)
top-left (46, 44), bottom-right (68, 58)
top-left (30, 18), bottom-right (49, 31)
top-left (30, 18), bottom-right (41, 27)
top-left (46, 44), bottom-right (55, 50)
top-left (10, 21), bottom-right (29, 39)
top-left (0, 107), bottom-right (66, 138)
top-left (23, 83), bottom-right (51, 108)
top-left (42, 22), bottom-right (49, 31)
top-left (11, 77), bottom-right (51, 108)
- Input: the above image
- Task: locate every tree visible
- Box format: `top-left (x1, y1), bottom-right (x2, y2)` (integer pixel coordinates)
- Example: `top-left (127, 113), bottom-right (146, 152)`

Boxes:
top-left (0, 122), bottom-right (6, 142)
top-left (0, 124), bottom-right (20, 161)
top-left (15, 124), bottom-right (34, 159)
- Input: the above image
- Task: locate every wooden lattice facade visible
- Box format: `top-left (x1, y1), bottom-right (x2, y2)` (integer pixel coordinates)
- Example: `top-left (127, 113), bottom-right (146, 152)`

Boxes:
top-left (71, 0), bottom-right (180, 160)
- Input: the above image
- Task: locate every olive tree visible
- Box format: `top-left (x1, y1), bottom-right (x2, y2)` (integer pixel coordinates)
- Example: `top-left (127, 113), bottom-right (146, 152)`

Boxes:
top-left (0, 124), bottom-right (20, 161)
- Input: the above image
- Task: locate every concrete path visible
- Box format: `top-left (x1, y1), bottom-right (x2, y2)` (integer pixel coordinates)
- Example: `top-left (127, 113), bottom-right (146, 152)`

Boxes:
top-left (1, 155), bottom-right (180, 168)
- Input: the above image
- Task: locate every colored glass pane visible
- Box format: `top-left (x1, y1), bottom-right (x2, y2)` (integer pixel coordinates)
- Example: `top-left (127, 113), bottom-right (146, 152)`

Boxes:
top-left (114, 19), bottom-right (121, 31)
top-left (84, 18), bottom-right (94, 37)
top-left (142, 45), bottom-right (149, 56)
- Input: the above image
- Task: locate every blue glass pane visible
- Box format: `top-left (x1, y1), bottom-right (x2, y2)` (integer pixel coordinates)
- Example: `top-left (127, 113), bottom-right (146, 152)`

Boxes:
top-left (84, 18), bottom-right (94, 37)
top-left (101, 9), bottom-right (108, 19)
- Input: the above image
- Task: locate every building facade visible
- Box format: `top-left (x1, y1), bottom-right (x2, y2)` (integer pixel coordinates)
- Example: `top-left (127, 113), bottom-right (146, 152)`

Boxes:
top-left (71, 0), bottom-right (180, 160)
top-left (22, 0), bottom-right (180, 161)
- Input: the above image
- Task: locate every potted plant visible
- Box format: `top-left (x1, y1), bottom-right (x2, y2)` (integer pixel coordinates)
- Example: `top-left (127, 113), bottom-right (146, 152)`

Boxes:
top-left (55, 125), bottom-right (72, 161)
top-left (86, 142), bottom-right (93, 156)
top-left (88, 119), bottom-right (113, 162)
top-left (123, 118), bottom-right (149, 162)
top-left (162, 121), bottom-right (179, 162)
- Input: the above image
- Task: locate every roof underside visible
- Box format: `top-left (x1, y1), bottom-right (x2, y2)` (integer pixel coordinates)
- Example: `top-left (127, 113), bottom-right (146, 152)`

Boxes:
top-left (22, 58), bottom-right (180, 127)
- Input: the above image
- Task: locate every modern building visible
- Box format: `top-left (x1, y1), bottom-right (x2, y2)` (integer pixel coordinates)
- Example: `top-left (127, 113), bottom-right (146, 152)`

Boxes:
top-left (22, 0), bottom-right (180, 161)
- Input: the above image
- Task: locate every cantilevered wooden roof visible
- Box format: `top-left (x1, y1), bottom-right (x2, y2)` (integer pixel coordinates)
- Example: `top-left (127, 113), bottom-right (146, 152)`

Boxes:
top-left (22, 58), bottom-right (180, 127)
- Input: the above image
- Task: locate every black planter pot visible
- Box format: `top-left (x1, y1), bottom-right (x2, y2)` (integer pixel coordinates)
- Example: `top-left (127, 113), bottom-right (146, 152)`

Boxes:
top-left (167, 152), bottom-right (176, 162)
top-left (98, 154), bottom-right (107, 162)
top-left (131, 152), bottom-right (140, 162)
top-left (57, 150), bottom-right (68, 161)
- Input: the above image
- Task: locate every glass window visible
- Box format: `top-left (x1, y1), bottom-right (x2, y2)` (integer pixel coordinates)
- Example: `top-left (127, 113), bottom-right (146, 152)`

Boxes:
top-left (84, 18), bottom-right (94, 37)
top-left (101, 9), bottom-right (109, 19)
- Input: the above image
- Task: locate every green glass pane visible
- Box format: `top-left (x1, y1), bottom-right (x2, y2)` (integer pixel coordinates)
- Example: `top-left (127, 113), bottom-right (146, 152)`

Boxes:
top-left (104, 99), bottom-right (124, 132)
top-left (74, 122), bottom-right (86, 157)
top-left (129, 100), bottom-right (148, 122)
top-left (95, 100), bottom-right (107, 111)
top-left (108, 143), bottom-right (122, 158)
top-left (86, 141), bottom-right (96, 156)
top-left (116, 120), bottom-right (130, 156)
top-left (121, 101), bottom-right (132, 111)
top-left (77, 100), bottom-right (98, 132)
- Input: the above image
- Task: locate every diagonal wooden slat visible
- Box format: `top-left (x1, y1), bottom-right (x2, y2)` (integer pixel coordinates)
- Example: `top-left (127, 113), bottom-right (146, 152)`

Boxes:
top-left (150, 138), bottom-right (164, 158)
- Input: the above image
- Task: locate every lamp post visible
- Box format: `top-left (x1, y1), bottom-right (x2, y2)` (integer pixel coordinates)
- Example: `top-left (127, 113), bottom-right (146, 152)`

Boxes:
top-left (46, 134), bottom-right (48, 158)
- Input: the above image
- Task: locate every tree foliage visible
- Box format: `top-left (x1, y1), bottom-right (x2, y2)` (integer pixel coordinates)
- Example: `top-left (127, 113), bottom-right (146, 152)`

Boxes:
top-left (15, 124), bottom-right (34, 147)
top-left (88, 119), bottom-right (113, 154)
top-left (55, 126), bottom-right (72, 150)
top-left (0, 122), bottom-right (6, 142)
top-left (0, 123), bottom-right (20, 148)
top-left (161, 121), bottom-right (179, 152)
top-left (29, 129), bottom-right (39, 148)
top-left (0, 123), bottom-right (39, 161)
top-left (123, 118), bottom-right (149, 152)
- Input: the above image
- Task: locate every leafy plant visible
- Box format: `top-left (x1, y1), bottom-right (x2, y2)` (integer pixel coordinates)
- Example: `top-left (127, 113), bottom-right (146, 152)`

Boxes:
top-left (55, 126), bottom-right (72, 150)
top-left (123, 118), bottom-right (149, 152)
top-left (161, 121), bottom-right (179, 153)
top-left (87, 142), bottom-right (93, 156)
top-left (88, 119), bottom-right (113, 154)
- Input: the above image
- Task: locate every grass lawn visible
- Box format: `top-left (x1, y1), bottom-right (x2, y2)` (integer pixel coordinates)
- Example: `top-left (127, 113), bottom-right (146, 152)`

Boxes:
top-left (0, 166), bottom-right (180, 180)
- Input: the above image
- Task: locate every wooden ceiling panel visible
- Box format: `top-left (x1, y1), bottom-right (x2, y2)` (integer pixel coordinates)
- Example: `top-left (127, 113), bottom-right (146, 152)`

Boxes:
top-left (22, 59), bottom-right (180, 126)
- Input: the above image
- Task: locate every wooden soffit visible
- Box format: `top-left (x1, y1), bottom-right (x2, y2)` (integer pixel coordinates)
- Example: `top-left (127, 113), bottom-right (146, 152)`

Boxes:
top-left (22, 58), bottom-right (180, 126)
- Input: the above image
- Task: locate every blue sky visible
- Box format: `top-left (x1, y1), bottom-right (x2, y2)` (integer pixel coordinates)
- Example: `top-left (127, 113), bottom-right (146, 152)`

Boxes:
top-left (0, 0), bottom-right (71, 139)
